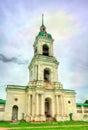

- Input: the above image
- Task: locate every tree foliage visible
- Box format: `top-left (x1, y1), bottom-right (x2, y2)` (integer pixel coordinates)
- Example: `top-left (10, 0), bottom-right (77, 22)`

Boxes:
top-left (84, 100), bottom-right (88, 104)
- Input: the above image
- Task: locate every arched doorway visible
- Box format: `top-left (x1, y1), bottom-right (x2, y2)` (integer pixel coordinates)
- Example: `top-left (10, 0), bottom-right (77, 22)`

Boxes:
top-left (45, 98), bottom-right (51, 117)
top-left (42, 44), bottom-right (49, 56)
top-left (12, 105), bottom-right (18, 120)
top-left (44, 68), bottom-right (50, 82)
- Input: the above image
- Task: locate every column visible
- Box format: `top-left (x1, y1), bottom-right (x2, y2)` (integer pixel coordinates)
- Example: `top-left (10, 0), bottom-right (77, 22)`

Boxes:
top-left (34, 65), bottom-right (37, 81)
top-left (30, 95), bottom-right (32, 115)
top-left (37, 65), bottom-right (39, 80)
top-left (56, 67), bottom-right (58, 82)
top-left (36, 94), bottom-right (39, 116)
top-left (28, 95), bottom-right (30, 115)
top-left (56, 95), bottom-right (59, 115)
top-left (62, 96), bottom-right (66, 115)
top-left (81, 106), bottom-right (84, 115)
top-left (41, 94), bottom-right (44, 116)
top-left (38, 65), bottom-right (40, 80)
top-left (58, 95), bottom-right (62, 116)
top-left (33, 65), bottom-right (35, 81)
top-left (52, 98), bottom-right (55, 117)
top-left (34, 65), bottom-right (36, 80)
top-left (32, 94), bottom-right (35, 116)
top-left (60, 95), bottom-right (63, 116)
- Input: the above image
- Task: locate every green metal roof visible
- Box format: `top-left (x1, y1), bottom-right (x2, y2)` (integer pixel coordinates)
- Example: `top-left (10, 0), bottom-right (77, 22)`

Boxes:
top-left (38, 31), bottom-right (52, 39)
top-left (7, 85), bottom-right (27, 90)
top-left (39, 31), bottom-right (45, 36)
top-left (76, 103), bottom-right (88, 107)
top-left (0, 99), bottom-right (6, 104)
top-left (63, 89), bottom-right (76, 94)
top-left (47, 33), bottom-right (52, 38)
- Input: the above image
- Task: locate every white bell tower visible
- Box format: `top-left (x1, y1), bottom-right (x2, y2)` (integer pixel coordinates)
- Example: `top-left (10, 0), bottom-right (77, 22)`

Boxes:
top-left (28, 14), bottom-right (62, 88)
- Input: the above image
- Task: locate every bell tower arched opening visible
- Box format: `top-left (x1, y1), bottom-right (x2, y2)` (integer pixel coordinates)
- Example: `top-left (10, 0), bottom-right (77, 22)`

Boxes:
top-left (44, 68), bottom-right (50, 82)
top-left (43, 44), bottom-right (49, 56)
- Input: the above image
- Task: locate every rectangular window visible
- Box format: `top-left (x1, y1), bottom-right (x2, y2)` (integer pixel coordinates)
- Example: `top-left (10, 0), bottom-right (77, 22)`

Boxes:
top-left (0, 108), bottom-right (5, 111)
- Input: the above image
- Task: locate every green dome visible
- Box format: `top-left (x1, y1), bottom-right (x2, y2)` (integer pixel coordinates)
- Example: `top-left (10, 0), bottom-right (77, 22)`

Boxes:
top-left (38, 31), bottom-right (52, 39)
top-left (47, 33), bottom-right (52, 38)
top-left (39, 31), bottom-right (45, 36)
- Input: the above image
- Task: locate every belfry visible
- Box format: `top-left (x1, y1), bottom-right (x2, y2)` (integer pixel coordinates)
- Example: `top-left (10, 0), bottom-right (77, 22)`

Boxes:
top-left (3, 15), bottom-right (77, 121)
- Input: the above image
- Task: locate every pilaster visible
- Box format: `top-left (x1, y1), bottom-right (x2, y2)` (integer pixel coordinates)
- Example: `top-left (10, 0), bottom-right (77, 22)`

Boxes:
top-left (28, 95), bottom-right (30, 115)
top-left (36, 94), bottom-right (39, 116)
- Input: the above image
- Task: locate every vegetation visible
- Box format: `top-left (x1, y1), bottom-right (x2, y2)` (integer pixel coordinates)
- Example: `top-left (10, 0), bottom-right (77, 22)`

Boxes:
top-left (84, 100), bottom-right (88, 104)
top-left (0, 121), bottom-right (88, 130)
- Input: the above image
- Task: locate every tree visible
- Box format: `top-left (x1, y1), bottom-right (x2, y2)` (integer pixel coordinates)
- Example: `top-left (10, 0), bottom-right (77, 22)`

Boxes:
top-left (84, 100), bottom-right (88, 104)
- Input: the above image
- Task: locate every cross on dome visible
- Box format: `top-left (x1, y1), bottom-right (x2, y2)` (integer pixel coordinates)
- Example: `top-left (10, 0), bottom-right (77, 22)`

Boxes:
top-left (42, 14), bottom-right (44, 26)
top-left (40, 14), bottom-right (46, 32)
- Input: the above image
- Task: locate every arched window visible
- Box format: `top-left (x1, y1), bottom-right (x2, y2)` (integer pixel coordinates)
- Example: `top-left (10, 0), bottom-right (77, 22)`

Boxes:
top-left (44, 68), bottom-right (50, 82)
top-left (35, 48), bottom-right (37, 53)
top-left (43, 44), bottom-right (49, 56)
top-left (12, 105), bottom-right (18, 120)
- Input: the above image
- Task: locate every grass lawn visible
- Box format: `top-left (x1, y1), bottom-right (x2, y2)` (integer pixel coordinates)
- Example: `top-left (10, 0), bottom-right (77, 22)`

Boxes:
top-left (0, 121), bottom-right (88, 130)
top-left (13, 127), bottom-right (88, 130)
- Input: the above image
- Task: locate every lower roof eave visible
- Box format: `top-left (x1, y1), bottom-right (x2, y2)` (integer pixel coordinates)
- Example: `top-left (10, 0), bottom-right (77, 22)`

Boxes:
top-left (6, 85), bottom-right (27, 91)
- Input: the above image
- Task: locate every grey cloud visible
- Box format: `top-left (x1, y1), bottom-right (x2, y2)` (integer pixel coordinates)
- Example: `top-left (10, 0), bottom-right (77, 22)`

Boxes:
top-left (0, 54), bottom-right (28, 64)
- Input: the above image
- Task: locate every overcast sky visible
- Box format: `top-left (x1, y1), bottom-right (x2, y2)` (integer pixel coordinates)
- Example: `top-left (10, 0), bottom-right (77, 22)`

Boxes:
top-left (0, 0), bottom-right (88, 102)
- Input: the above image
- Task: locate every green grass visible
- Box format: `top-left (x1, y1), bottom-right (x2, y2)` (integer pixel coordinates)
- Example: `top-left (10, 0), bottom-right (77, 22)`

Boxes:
top-left (0, 121), bottom-right (88, 130)
top-left (13, 127), bottom-right (88, 130)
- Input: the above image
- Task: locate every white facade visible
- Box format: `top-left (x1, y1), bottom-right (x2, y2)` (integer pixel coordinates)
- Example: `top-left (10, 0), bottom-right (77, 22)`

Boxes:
top-left (0, 18), bottom-right (82, 121)
top-left (0, 102), bottom-right (5, 121)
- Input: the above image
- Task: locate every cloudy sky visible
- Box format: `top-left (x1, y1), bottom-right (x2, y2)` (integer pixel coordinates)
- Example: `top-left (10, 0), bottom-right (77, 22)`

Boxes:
top-left (0, 0), bottom-right (88, 102)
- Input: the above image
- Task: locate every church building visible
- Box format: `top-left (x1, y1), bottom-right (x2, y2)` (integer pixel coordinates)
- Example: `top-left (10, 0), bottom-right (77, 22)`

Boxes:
top-left (1, 16), bottom-right (78, 121)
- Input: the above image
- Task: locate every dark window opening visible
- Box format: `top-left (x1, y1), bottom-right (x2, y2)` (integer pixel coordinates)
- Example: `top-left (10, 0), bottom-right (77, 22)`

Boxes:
top-left (45, 98), bottom-right (51, 117)
top-left (43, 27), bottom-right (45, 31)
top-left (43, 44), bottom-right (49, 56)
top-left (14, 98), bottom-right (18, 101)
top-left (68, 101), bottom-right (71, 104)
top-left (35, 48), bottom-right (37, 53)
top-left (0, 108), bottom-right (4, 111)
top-left (44, 69), bottom-right (50, 82)
top-left (12, 105), bottom-right (18, 120)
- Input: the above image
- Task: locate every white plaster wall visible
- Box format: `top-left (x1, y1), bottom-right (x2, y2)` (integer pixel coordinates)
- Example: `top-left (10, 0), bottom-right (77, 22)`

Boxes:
top-left (0, 104), bottom-right (5, 120)
top-left (4, 89), bottom-right (26, 121)
top-left (38, 61), bottom-right (58, 82)
top-left (0, 112), bottom-right (4, 120)
top-left (36, 37), bottom-right (53, 56)
top-left (63, 93), bottom-right (77, 120)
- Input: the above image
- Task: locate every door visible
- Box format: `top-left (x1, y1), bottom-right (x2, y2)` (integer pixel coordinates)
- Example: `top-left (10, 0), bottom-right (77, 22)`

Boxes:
top-left (45, 98), bottom-right (51, 117)
top-left (12, 105), bottom-right (18, 120)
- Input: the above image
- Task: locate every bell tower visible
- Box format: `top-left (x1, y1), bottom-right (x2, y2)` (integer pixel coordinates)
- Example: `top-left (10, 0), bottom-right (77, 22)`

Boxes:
top-left (34, 14), bottom-right (53, 57)
top-left (28, 15), bottom-right (62, 88)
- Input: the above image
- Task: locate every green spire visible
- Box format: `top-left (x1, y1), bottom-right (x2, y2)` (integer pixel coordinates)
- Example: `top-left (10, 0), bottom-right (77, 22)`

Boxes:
top-left (40, 14), bottom-right (46, 32)
top-left (39, 14), bottom-right (52, 38)
top-left (42, 14), bottom-right (44, 25)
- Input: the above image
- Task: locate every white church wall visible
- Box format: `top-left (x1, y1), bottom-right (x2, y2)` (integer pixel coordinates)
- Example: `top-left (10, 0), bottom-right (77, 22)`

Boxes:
top-left (63, 93), bottom-right (77, 120)
top-left (35, 37), bottom-right (53, 56)
top-left (0, 112), bottom-right (4, 121)
top-left (0, 104), bottom-right (5, 121)
top-left (4, 89), bottom-right (26, 121)
top-left (3, 17), bottom-right (86, 122)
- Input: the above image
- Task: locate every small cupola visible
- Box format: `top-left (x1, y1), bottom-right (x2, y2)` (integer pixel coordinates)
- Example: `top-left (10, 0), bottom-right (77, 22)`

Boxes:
top-left (37, 14), bottom-right (52, 39)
